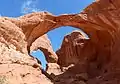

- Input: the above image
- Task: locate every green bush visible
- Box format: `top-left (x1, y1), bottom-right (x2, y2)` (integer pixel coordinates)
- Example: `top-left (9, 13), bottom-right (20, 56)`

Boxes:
top-left (0, 76), bottom-right (8, 84)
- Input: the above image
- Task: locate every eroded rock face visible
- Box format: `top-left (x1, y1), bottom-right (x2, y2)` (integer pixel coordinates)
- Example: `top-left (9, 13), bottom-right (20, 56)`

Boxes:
top-left (56, 30), bottom-right (96, 67)
top-left (54, 30), bottom-right (96, 84)
top-left (55, 30), bottom-right (120, 84)
top-left (0, 42), bottom-right (53, 84)
top-left (0, 16), bottom-right (55, 84)
top-left (0, 17), bottom-right (27, 54)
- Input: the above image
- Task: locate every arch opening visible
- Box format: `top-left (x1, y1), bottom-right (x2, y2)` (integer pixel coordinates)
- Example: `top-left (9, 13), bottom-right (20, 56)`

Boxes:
top-left (31, 49), bottom-right (47, 70)
top-left (29, 26), bottom-right (89, 70)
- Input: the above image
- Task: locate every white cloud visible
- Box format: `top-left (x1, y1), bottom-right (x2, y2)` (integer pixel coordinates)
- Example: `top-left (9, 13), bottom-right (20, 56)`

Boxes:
top-left (21, 0), bottom-right (40, 14)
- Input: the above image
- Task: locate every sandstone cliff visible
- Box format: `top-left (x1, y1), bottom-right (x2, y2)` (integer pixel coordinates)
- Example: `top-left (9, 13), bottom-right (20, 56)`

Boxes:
top-left (0, 18), bottom-right (54, 84)
top-left (56, 30), bottom-right (94, 67)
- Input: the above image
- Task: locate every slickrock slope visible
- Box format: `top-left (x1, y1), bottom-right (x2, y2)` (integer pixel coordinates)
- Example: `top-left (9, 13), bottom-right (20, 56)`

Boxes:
top-left (0, 43), bottom-right (53, 84)
top-left (0, 0), bottom-right (120, 84)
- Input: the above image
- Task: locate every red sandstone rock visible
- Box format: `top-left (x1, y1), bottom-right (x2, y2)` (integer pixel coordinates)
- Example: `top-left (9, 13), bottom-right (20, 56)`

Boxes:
top-left (0, 16), bottom-right (54, 84)
top-left (56, 30), bottom-right (96, 67)
top-left (0, 42), bottom-right (53, 84)
top-left (46, 63), bottom-right (62, 75)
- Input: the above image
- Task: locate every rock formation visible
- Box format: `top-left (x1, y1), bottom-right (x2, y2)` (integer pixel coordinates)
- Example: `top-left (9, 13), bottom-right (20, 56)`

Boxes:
top-left (30, 34), bottom-right (58, 63)
top-left (0, 18), bottom-right (54, 84)
top-left (56, 30), bottom-right (94, 67)
top-left (0, 0), bottom-right (120, 84)
top-left (0, 42), bottom-right (53, 84)
top-left (55, 30), bottom-right (112, 84)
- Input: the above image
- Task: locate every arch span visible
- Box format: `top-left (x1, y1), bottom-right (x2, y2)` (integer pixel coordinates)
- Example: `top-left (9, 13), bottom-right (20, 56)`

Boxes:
top-left (10, 12), bottom-right (113, 53)
top-left (4, 0), bottom-right (117, 56)
top-left (15, 11), bottom-right (113, 68)
top-left (6, 11), bottom-right (114, 66)
top-left (17, 12), bottom-right (113, 57)
top-left (2, 0), bottom-right (120, 72)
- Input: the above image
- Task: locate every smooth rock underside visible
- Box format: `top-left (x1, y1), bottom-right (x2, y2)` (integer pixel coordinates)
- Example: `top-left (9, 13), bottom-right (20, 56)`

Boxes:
top-left (0, 0), bottom-right (120, 84)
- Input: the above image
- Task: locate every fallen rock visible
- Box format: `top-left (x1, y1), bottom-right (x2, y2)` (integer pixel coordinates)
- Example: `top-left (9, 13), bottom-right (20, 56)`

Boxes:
top-left (46, 63), bottom-right (62, 75)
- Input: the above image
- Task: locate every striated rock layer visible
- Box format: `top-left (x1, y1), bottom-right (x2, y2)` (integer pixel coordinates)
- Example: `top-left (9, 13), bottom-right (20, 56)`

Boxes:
top-left (0, 0), bottom-right (120, 84)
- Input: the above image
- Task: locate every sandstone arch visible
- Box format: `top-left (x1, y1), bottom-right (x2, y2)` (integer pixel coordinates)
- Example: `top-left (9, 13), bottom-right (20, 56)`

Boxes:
top-left (18, 0), bottom-right (120, 71)
top-left (0, 0), bottom-right (120, 71)
top-left (1, 0), bottom-right (120, 83)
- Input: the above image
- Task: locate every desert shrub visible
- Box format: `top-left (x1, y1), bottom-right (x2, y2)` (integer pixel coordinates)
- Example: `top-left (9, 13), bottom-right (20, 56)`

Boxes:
top-left (0, 76), bottom-right (8, 84)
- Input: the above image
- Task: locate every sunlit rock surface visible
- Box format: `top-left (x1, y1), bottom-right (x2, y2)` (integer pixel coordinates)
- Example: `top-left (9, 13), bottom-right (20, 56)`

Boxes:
top-left (0, 42), bottom-right (53, 84)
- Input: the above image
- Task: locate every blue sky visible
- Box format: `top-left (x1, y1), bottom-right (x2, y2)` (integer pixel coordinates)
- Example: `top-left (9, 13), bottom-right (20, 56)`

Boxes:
top-left (0, 0), bottom-right (94, 69)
